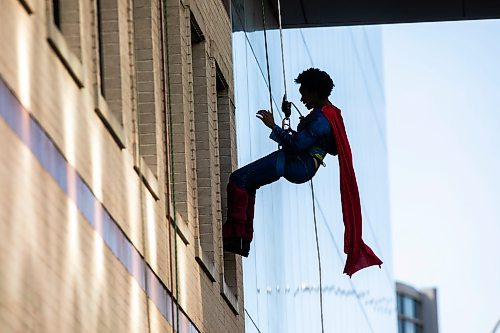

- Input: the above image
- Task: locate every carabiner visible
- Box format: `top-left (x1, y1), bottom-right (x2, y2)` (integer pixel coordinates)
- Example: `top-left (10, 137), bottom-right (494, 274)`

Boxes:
top-left (282, 117), bottom-right (291, 131)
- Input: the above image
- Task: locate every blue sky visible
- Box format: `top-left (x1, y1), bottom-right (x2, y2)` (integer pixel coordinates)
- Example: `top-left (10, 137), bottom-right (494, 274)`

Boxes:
top-left (383, 19), bottom-right (500, 333)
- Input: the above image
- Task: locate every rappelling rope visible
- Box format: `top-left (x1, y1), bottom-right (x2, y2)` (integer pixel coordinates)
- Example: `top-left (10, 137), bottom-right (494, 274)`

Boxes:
top-left (260, 1), bottom-right (325, 332)
top-left (260, 0), bottom-right (273, 114)
top-left (310, 179), bottom-right (325, 333)
top-left (277, 0), bottom-right (287, 100)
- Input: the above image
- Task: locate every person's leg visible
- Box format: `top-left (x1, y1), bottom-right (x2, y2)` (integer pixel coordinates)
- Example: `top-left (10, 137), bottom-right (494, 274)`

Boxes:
top-left (283, 153), bottom-right (318, 184)
top-left (223, 150), bottom-right (284, 256)
top-left (229, 150), bottom-right (284, 191)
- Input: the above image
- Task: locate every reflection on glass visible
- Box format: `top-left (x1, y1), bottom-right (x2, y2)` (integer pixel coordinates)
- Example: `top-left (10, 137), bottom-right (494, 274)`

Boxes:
top-left (403, 296), bottom-right (417, 318)
top-left (404, 320), bottom-right (417, 333)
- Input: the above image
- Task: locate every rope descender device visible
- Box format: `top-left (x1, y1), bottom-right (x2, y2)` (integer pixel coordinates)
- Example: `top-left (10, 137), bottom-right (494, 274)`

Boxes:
top-left (281, 94), bottom-right (292, 131)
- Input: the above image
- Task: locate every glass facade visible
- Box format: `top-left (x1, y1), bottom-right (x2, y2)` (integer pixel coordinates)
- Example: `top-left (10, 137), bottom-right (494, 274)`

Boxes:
top-left (231, 2), bottom-right (396, 332)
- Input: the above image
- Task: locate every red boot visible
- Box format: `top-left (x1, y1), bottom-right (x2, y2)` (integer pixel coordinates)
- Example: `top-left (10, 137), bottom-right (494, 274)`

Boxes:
top-left (245, 194), bottom-right (256, 243)
top-left (223, 182), bottom-right (251, 256)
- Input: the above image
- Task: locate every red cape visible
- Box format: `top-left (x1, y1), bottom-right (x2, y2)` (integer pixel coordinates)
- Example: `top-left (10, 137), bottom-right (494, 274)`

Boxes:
top-left (321, 105), bottom-right (383, 277)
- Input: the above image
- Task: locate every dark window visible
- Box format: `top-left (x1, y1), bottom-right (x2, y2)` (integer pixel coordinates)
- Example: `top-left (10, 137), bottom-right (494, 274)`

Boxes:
top-left (95, 0), bottom-right (123, 121)
top-left (52, 0), bottom-right (61, 29)
top-left (191, 13), bottom-right (205, 43)
top-left (96, 0), bottom-right (106, 97)
top-left (397, 294), bottom-right (404, 314)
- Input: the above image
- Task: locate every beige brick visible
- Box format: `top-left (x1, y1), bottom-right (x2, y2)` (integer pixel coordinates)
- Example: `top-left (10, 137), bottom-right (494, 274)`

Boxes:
top-left (0, 0), bottom-right (242, 332)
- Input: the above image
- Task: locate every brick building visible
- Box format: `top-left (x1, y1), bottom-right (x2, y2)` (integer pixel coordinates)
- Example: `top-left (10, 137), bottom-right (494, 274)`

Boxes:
top-left (0, 0), bottom-right (242, 332)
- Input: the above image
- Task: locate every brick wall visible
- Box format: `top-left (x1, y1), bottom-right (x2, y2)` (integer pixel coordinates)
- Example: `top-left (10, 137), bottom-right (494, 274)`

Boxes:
top-left (0, 0), bottom-right (243, 332)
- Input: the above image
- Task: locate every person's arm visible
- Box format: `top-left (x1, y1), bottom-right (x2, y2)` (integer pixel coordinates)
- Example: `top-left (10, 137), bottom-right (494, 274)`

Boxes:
top-left (257, 109), bottom-right (330, 153)
top-left (269, 123), bottom-right (320, 153)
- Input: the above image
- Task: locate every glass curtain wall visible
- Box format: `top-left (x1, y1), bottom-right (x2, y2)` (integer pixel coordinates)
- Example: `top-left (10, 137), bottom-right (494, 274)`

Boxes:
top-left (231, 2), bottom-right (397, 332)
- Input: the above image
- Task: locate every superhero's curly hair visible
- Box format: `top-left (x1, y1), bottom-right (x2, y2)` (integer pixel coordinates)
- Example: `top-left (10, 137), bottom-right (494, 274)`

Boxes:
top-left (294, 68), bottom-right (334, 99)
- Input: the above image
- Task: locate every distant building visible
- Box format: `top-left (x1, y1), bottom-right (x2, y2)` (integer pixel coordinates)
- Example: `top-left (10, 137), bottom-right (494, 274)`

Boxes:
top-left (396, 281), bottom-right (439, 333)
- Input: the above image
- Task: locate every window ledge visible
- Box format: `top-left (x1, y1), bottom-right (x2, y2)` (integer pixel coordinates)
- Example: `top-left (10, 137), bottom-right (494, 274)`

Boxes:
top-left (134, 157), bottom-right (160, 201)
top-left (46, 22), bottom-right (84, 88)
top-left (18, 0), bottom-right (34, 14)
top-left (220, 274), bottom-right (239, 315)
top-left (94, 94), bottom-right (126, 149)
top-left (169, 211), bottom-right (191, 246)
top-left (195, 247), bottom-right (217, 282)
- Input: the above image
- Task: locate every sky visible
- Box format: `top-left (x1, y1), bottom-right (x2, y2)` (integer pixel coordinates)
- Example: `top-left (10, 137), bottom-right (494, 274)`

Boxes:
top-left (383, 20), bottom-right (500, 333)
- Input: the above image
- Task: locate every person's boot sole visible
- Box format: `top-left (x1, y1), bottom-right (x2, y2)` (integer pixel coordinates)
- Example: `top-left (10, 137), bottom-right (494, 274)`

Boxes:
top-left (223, 237), bottom-right (250, 257)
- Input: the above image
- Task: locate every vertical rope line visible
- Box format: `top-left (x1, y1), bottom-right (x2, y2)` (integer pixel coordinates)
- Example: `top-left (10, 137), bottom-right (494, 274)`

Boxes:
top-left (277, 0), bottom-right (287, 98)
top-left (162, 1), bottom-right (180, 331)
top-left (310, 179), bottom-right (325, 333)
top-left (260, 0), bottom-right (273, 113)
top-left (274, 2), bottom-right (325, 329)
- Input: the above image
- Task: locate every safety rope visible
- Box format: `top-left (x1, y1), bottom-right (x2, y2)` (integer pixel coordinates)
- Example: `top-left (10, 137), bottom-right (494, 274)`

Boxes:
top-left (310, 179), bottom-right (325, 333)
top-left (260, 1), bottom-right (326, 332)
top-left (260, 0), bottom-right (273, 114)
top-left (277, 0), bottom-right (287, 99)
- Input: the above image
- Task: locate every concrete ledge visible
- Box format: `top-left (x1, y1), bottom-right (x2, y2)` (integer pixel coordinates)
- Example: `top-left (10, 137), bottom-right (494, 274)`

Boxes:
top-left (46, 22), bottom-right (85, 88)
top-left (195, 245), bottom-right (217, 283)
top-left (94, 94), bottom-right (126, 149)
top-left (18, 0), bottom-right (34, 14)
top-left (134, 157), bottom-right (160, 201)
top-left (220, 274), bottom-right (239, 315)
top-left (169, 211), bottom-right (191, 246)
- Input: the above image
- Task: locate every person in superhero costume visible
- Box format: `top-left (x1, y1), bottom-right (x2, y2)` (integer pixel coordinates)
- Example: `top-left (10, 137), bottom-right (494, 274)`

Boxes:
top-left (223, 68), bottom-right (382, 276)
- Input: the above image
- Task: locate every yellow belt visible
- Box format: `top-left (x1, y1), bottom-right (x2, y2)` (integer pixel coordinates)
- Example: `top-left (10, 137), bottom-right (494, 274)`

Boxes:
top-left (311, 153), bottom-right (325, 169)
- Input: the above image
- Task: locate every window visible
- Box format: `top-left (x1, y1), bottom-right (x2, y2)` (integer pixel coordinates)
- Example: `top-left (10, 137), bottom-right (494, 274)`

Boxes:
top-left (51, 0), bottom-right (81, 56)
top-left (191, 16), bottom-right (218, 267)
top-left (133, 0), bottom-right (163, 176)
top-left (217, 66), bottom-right (239, 302)
top-left (397, 293), bottom-right (424, 333)
top-left (52, 0), bottom-right (61, 28)
top-left (404, 321), bottom-right (417, 333)
top-left (46, 0), bottom-right (84, 87)
top-left (96, 0), bottom-right (123, 121)
top-left (403, 296), bottom-right (416, 318)
top-left (397, 294), bottom-right (404, 314)
top-left (92, 0), bottom-right (127, 149)
top-left (398, 319), bottom-right (404, 332)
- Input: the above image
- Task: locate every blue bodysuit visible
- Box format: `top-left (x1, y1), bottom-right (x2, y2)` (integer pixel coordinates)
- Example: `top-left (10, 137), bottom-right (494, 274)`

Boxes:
top-left (229, 107), bottom-right (337, 193)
